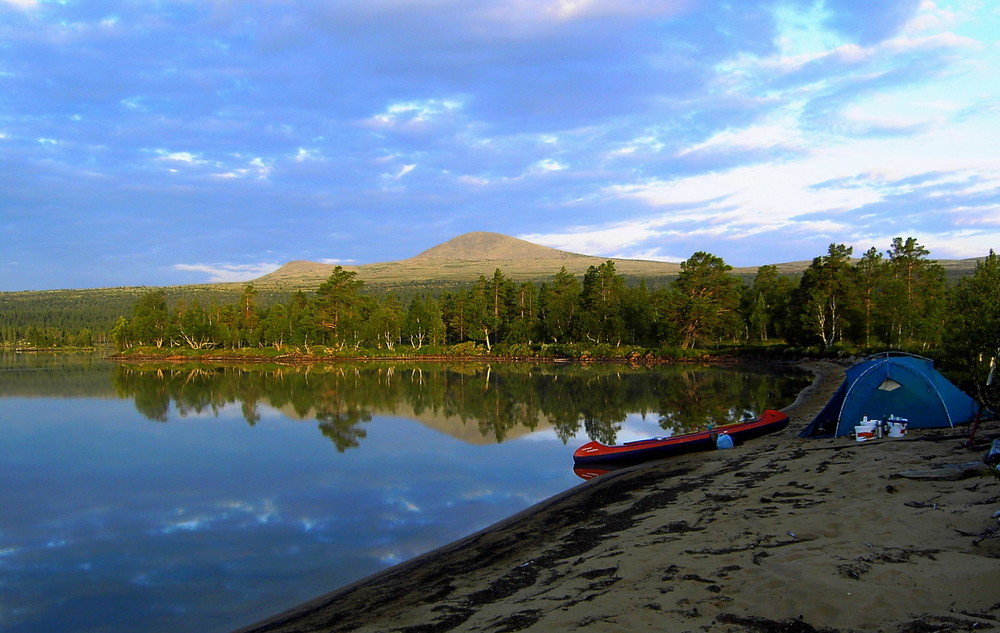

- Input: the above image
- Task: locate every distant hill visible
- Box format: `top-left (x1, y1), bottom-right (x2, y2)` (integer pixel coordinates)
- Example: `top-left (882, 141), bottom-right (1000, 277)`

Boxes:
top-left (411, 232), bottom-right (584, 260)
top-left (0, 233), bottom-right (987, 338)
top-left (255, 231), bottom-right (686, 290)
top-left (253, 231), bottom-right (985, 292)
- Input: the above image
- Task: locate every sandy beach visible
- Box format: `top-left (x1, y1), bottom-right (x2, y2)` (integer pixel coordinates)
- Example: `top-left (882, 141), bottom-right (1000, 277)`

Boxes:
top-left (235, 361), bottom-right (1000, 633)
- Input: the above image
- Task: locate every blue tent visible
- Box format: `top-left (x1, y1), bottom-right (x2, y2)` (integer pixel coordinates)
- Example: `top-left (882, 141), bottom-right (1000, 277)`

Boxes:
top-left (799, 352), bottom-right (983, 438)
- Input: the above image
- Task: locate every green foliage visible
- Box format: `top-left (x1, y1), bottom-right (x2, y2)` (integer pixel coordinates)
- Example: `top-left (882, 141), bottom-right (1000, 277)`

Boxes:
top-left (789, 244), bottom-right (857, 348)
top-left (403, 295), bottom-right (445, 349)
top-left (0, 237), bottom-right (991, 368)
top-left (578, 261), bottom-right (627, 344)
top-left (943, 251), bottom-right (1000, 410)
top-left (315, 266), bottom-right (368, 350)
top-left (538, 267), bottom-right (581, 343)
top-left (881, 237), bottom-right (946, 348)
top-left (667, 252), bottom-right (741, 349)
top-left (741, 264), bottom-right (795, 342)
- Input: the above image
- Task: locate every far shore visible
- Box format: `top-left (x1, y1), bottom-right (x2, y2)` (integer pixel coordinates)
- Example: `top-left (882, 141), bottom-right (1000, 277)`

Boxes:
top-left (104, 345), bottom-right (825, 367)
top-left (233, 359), bottom-right (1000, 633)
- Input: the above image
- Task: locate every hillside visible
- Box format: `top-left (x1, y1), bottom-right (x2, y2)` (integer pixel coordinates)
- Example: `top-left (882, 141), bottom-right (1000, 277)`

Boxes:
top-left (253, 231), bottom-right (984, 291)
top-left (410, 232), bottom-right (585, 260)
top-left (254, 231), bottom-right (685, 290)
top-left (0, 232), bottom-right (986, 341)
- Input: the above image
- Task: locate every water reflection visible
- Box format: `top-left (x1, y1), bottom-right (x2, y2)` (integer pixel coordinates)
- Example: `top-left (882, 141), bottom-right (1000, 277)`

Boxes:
top-left (1, 354), bottom-right (812, 633)
top-left (109, 361), bottom-right (811, 448)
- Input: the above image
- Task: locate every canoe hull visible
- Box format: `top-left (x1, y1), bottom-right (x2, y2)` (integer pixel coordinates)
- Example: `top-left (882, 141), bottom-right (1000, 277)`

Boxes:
top-left (572, 409), bottom-right (789, 465)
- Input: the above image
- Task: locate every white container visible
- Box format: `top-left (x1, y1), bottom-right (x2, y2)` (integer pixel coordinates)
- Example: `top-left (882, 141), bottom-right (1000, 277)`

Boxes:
top-left (855, 422), bottom-right (877, 442)
top-left (888, 422), bottom-right (907, 438)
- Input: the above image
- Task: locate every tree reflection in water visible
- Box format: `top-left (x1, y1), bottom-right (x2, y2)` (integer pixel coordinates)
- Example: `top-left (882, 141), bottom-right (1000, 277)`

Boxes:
top-left (111, 362), bottom-right (812, 448)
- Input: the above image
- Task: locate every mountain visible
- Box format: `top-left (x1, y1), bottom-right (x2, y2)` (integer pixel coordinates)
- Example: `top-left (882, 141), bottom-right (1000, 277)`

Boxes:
top-left (253, 231), bottom-right (685, 290)
top-left (251, 231), bottom-right (986, 292)
top-left (410, 232), bottom-right (588, 261)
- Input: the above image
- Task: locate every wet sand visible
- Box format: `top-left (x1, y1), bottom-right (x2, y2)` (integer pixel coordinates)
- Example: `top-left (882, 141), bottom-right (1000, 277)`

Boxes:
top-left (235, 361), bottom-right (1000, 633)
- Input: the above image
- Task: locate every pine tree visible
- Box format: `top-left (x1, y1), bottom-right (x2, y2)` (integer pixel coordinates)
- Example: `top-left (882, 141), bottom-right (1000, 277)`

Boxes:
top-left (669, 252), bottom-right (740, 350)
top-left (315, 267), bottom-right (367, 350)
top-left (882, 237), bottom-right (945, 348)
top-left (538, 267), bottom-right (581, 343)
top-left (579, 261), bottom-right (626, 344)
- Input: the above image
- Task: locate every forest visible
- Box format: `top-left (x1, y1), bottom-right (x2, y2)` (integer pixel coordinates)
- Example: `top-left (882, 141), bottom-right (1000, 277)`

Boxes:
top-left (100, 237), bottom-right (997, 390)
top-left (4, 237), bottom-right (999, 397)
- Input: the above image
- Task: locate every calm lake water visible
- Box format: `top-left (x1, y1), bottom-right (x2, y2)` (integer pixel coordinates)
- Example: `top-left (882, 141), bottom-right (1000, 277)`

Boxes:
top-left (0, 353), bottom-right (811, 633)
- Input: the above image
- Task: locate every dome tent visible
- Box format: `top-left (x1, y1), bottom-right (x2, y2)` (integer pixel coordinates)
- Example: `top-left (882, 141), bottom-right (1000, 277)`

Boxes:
top-left (799, 352), bottom-right (983, 438)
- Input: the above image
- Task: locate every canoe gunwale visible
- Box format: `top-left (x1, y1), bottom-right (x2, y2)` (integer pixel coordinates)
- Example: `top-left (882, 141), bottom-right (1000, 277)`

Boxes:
top-left (572, 409), bottom-right (788, 465)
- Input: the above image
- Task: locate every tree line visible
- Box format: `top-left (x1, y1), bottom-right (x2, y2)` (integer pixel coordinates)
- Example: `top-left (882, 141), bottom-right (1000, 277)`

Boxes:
top-left (0, 286), bottom-right (254, 349)
top-left (107, 237), bottom-right (998, 362)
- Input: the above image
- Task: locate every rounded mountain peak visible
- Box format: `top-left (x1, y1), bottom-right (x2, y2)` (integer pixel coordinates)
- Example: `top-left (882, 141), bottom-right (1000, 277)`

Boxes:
top-left (409, 232), bottom-right (583, 261)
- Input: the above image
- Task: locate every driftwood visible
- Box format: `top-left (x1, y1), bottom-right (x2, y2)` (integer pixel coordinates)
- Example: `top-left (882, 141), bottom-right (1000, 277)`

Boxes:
top-left (892, 461), bottom-right (996, 481)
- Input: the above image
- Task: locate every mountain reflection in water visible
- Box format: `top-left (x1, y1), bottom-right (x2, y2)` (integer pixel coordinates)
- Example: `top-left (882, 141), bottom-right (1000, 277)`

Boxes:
top-left (110, 361), bottom-right (811, 447)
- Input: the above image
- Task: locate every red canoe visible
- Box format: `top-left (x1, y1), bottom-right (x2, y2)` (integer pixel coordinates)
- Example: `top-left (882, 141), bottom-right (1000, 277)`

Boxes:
top-left (572, 409), bottom-right (789, 465)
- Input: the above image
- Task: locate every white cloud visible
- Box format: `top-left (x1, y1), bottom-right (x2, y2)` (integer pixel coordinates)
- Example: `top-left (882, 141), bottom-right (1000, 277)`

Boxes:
top-left (214, 156), bottom-right (271, 180)
top-left (537, 91), bottom-right (1000, 262)
top-left (859, 229), bottom-right (998, 260)
top-left (610, 159), bottom-right (884, 229)
top-left (607, 134), bottom-right (665, 157)
top-left (520, 219), bottom-right (680, 259)
top-left (950, 205), bottom-right (1000, 226)
top-left (676, 115), bottom-right (806, 157)
top-left (158, 151), bottom-right (203, 164)
top-left (0, 0), bottom-right (39, 8)
top-left (772, 0), bottom-right (842, 59)
top-left (592, 5), bottom-right (1000, 260)
top-left (365, 98), bottom-right (465, 130)
top-left (903, 1), bottom-right (964, 37)
top-left (294, 147), bottom-right (322, 162)
top-left (173, 262), bottom-right (281, 283)
top-left (531, 158), bottom-right (566, 173)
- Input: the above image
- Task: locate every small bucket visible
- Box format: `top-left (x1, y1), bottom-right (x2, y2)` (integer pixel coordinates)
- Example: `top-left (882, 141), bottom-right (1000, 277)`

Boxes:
top-left (888, 422), bottom-right (907, 438)
top-left (855, 423), bottom-right (876, 442)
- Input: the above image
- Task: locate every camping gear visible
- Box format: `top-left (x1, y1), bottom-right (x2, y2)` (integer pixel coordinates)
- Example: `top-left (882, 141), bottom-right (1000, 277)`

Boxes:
top-left (985, 439), bottom-right (1000, 466)
top-left (855, 423), bottom-right (875, 441)
top-left (800, 352), bottom-right (982, 438)
top-left (854, 417), bottom-right (907, 441)
top-left (573, 409), bottom-right (788, 465)
top-left (888, 420), bottom-right (908, 437)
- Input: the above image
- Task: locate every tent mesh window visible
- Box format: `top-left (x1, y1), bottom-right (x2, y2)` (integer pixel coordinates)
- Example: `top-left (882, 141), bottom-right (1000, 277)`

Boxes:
top-left (878, 378), bottom-right (902, 392)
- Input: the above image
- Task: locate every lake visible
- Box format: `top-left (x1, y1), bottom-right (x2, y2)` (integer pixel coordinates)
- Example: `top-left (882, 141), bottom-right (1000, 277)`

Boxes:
top-left (0, 353), bottom-right (811, 633)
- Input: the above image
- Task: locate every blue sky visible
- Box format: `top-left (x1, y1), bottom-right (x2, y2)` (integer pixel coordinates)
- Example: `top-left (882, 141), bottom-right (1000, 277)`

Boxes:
top-left (1, 0), bottom-right (998, 291)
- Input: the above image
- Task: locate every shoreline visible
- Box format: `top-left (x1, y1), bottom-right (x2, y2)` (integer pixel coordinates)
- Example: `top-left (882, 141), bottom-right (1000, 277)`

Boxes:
top-left (234, 360), bottom-right (1000, 633)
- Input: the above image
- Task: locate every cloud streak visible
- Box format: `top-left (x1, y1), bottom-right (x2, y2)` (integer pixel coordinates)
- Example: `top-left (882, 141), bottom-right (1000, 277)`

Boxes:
top-left (173, 263), bottom-right (282, 284)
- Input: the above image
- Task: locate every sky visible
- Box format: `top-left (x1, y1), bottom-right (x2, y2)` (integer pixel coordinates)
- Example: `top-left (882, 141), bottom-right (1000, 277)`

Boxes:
top-left (1, 0), bottom-right (999, 291)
